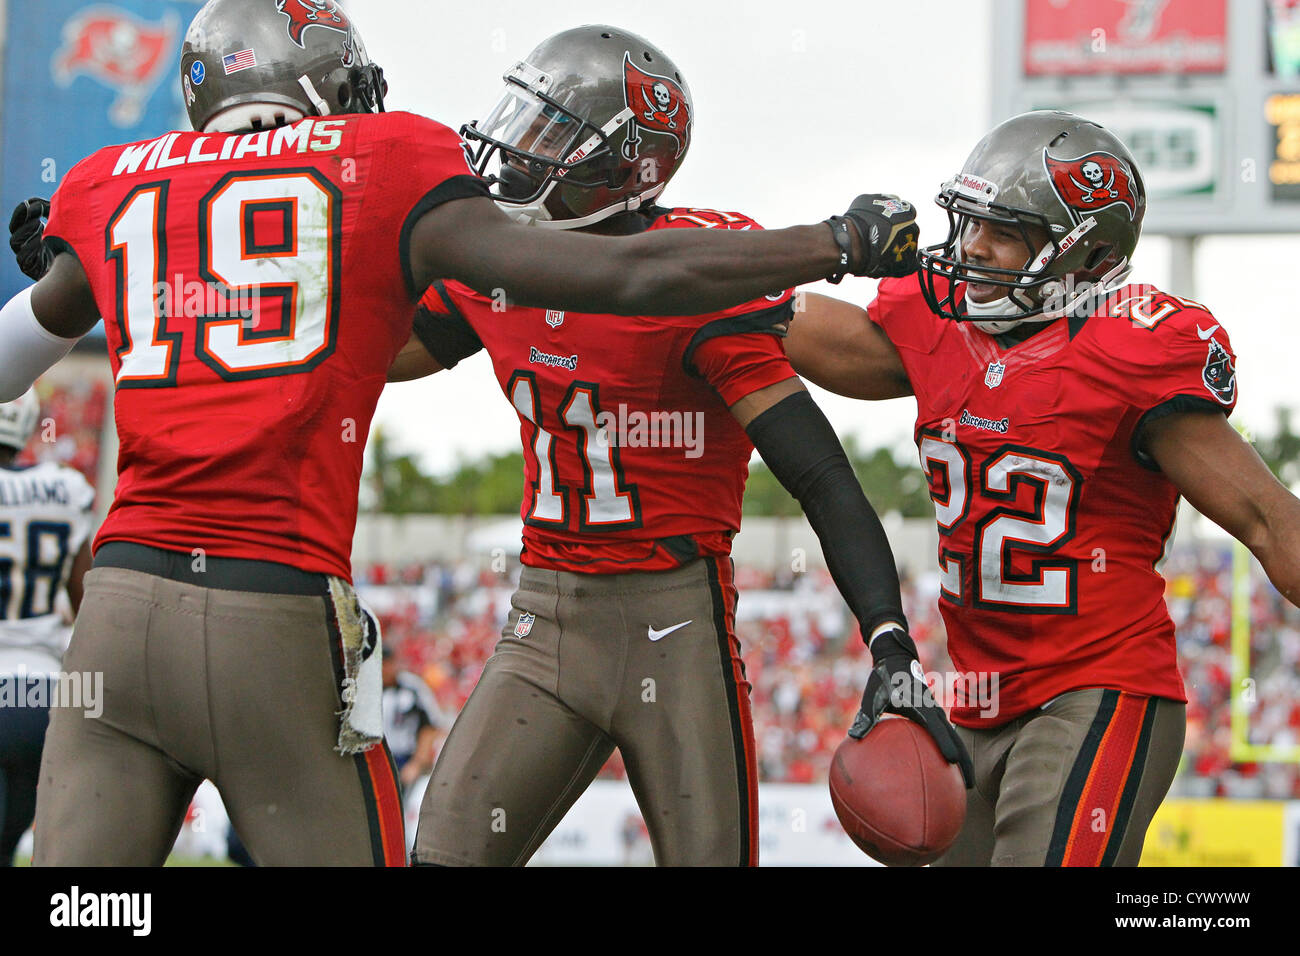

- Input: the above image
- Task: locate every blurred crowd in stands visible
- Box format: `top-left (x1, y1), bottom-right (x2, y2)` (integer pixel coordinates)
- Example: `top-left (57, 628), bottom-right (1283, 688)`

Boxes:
top-left (358, 542), bottom-right (1300, 800)
top-left (1163, 544), bottom-right (1300, 800)
top-left (17, 379), bottom-right (108, 483)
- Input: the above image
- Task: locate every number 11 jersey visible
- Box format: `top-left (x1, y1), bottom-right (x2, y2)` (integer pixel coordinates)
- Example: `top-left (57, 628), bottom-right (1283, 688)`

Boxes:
top-left (413, 207), bottom-right (797, 574)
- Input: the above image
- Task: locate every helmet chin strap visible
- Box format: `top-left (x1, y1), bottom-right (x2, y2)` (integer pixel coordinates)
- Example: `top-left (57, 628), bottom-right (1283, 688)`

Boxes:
top-left (962, 292), bottom-right (1053, 335)
top-left (503, 180), bottom-right (668, 230)
top-left (963, 258), bottom-right (1134, 335)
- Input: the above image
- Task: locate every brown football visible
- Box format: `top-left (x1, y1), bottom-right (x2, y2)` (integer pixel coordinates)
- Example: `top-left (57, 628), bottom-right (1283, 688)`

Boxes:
top-left (829, 716), bottom-right (967, 866)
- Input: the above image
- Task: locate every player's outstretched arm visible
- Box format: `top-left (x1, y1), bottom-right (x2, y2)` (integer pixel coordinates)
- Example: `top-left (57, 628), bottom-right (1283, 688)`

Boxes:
top-left (783, 294), bottom-right (913, 400)
top-left (406, 195), bottom-right (919, 316)
top-left (734, 378), bottom-right (972, 784)
top-left (0, 254), bottom-right (98, 402)
top-left (1146, 410), bottom-right (1300, 607)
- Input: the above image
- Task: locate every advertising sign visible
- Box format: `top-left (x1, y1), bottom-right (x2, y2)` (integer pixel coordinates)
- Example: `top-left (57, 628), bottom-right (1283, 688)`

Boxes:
top-left (1023, 0), bottom-right (1228, 76)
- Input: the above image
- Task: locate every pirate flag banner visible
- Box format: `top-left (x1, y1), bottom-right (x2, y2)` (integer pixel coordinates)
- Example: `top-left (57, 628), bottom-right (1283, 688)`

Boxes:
top-left (0, 0), bottom-right (204, 303)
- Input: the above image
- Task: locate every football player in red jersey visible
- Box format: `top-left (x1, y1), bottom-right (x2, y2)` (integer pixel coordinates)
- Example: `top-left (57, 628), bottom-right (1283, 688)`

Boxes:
top-left (385, 26), bottom-right (970, 866)
top-left (0, 1), bottom-right (923, 866)
top-left (784, 111), bottom-right (1300, 866)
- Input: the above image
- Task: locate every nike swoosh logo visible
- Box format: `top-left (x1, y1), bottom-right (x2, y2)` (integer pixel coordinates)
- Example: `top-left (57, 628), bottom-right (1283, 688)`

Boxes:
top-left (648, 620), bottom-right (692, 642)
top-left (1197, 324), bottom-right (1220, 340)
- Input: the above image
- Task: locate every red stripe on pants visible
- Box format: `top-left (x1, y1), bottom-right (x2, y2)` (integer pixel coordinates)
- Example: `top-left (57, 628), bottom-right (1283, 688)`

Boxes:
top-left (362, 744), bottom-right (407, 866)
top-left (713, 557), bottom-right (759, 867)
top-left (1061, 693), bottom-right (1151, 867)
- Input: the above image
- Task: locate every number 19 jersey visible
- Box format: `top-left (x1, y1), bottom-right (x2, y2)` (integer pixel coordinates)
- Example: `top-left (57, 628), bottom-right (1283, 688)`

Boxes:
top-left (870, 275), bottom-right (1238, 727)
top-left (44, 112), bottom-right (487, 579)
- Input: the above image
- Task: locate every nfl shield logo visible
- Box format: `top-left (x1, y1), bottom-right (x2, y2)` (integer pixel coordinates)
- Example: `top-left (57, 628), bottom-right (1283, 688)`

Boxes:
top-left (985, 360), bottom-right (1006, 389)
top-left (514, 611), bottom-right (536, 638)
top-left (545, 310), bottom-right (565, 328)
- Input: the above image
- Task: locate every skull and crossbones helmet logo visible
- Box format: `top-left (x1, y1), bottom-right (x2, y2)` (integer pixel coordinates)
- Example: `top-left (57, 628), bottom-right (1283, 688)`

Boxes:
top-left (1044, 149), bottom-right (1138, 221)
top-left (1072, 159), bottom-right (1118, 201)
top-left (642, 79), bottom-right (680, 129)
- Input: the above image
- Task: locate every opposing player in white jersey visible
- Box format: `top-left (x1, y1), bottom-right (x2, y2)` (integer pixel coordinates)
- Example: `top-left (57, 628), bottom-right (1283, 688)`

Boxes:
top-left (0, 389), bottom-right (93, 864)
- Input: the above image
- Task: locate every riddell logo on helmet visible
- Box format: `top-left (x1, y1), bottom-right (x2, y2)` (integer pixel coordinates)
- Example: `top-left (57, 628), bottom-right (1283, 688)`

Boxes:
top-left (1029, 216), bottom-right (1096, 271)
top-left (954, 172), bottom-right (999, 202)
top-left (275, 0), bottom-right (357, 66)
top-left (1043, 150), bottom-right (1138, 222)
top-left (622, 54), bottom-right (690, 159)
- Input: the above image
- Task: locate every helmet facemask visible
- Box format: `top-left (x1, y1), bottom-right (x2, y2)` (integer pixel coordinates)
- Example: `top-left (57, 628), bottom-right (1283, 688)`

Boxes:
top-left (918, 112), bottom-right (1146, 335)
top-left (920, 185), bottom-right (1133, 334)
top-left (462, 61), bottom-right (640, 229)
top-left (919, 184), bottom-right (1059, 326)
top-left (345, 61), bottom-right (387, 114)
top-left (461, 26), bottom-right (692, 231)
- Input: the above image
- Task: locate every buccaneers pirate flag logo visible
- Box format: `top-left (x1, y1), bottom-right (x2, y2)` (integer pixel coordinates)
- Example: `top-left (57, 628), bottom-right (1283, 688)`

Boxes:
top-left (1202, 338), bottom-right (1236, 405)
top-left (276, 0), bottom-right (358, 66)
top-left (1044, 150), bottom-right (1139, 224)
top-left (52, 8), bottom-right (179, 127)
top-left (622, 53), bottom-right (690, 159)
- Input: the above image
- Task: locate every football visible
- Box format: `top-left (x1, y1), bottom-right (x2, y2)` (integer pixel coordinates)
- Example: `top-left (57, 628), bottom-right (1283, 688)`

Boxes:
top-left (829, 716), bottom-right (967, 866)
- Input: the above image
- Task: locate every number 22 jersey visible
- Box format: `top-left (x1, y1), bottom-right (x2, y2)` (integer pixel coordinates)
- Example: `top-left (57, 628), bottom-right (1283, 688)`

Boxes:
top-left (870, 275), bottom-right (1238, 727)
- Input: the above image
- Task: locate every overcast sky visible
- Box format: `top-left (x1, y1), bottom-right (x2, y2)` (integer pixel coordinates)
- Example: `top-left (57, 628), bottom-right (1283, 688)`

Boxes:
top-left (353, 0), bottom-right (1300, 473)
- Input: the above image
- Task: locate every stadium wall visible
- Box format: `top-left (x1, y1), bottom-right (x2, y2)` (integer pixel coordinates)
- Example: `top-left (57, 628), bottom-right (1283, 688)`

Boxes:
top-left (351, 513), bottom-right (943, 573)
top-left (353, 500), bottom-right (1232, 577)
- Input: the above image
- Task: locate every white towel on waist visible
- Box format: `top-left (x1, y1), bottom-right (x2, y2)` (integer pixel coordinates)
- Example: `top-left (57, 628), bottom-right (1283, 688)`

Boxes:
top-left (327, 576), bottom-right (384, 755)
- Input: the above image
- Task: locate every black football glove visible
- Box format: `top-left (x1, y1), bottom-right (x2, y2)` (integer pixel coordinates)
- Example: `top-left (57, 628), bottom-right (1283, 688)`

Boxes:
top-left (849, 627), bottom-right (974, 788)
top-left (9, 197), bottom-right (52, 281)
top-left (825, 194), bottom-right (920, 282)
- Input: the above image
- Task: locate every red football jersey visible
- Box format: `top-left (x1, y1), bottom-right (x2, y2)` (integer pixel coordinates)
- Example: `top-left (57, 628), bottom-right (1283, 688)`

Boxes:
top-left (413, 207), bottom-right (797, 573)
top-left (44, 112), bottom-right (487, 579)
top-left (870, 276), bottom-right (1238, 727)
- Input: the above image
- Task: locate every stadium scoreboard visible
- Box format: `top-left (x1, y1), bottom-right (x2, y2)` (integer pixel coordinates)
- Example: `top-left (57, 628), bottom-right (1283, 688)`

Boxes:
top-left (992, 0), bottom-right (1300, 235)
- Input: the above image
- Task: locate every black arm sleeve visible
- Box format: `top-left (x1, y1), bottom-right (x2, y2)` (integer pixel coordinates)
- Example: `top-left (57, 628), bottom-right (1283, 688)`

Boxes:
top-left (411, 280), bottom-right (484, 370)
top-left (745, 390), bottom-right (907, 638)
